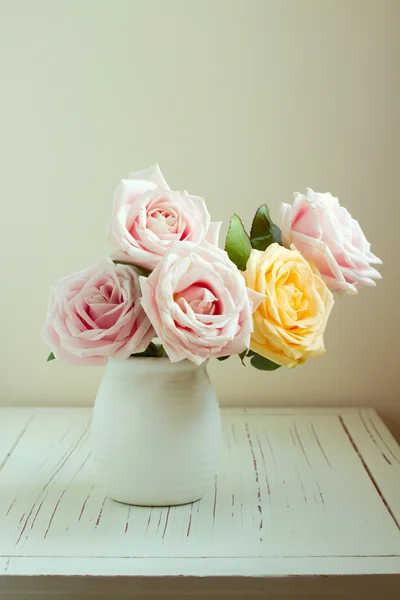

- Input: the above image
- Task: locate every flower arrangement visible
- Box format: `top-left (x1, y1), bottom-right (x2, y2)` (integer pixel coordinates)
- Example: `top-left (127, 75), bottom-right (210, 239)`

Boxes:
top-left (43, 165), bottom-right (381, 371)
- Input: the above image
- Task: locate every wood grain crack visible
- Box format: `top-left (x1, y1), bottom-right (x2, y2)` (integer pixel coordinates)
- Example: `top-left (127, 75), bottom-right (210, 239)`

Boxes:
top-left (5, 498), bottom-right (16, 516)
top-left (338, 416), bottom-right (400, 530)
top-left (78, 485), bottom-right (94, 522)
top-left (245, 422), bottom-right (263, 540)
top-left (186, 503), bottom-right (193, 537)
top-left (124, 507), bottom-right (131, 533)
top-left (162, 507), bottom-right (170, 540)
top-left (310, 423), bottom-right (332, 469)
top-left (95, 496), bottom-right (107, 530)
top-left (263, 430), bottom-right (277, 467)
top-left (293, 422), bottom-right (325, 510)
top-left (16, 421), bottom-right (90, 545)
top-left (256, 433), bottom-right (271, 498)
top-left (44, 491), bottom-right (65, 539)
top-left (143, 507), bottom-right (153, 539)
top-left (360, 411), bottom-right (400, 466)
top-left (212, 478), bottom-right (217, 534)
top-left (0, 415), bottom-right (34, 473)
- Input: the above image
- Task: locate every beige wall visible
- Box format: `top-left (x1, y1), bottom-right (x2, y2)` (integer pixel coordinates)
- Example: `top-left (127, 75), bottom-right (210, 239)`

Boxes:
top-left (1, 0), bottom-right (399, 438)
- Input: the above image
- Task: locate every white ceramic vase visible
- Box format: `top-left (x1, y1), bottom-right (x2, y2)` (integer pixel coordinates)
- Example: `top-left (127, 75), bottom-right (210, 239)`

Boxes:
top-left (91, 357), bottom-right (221, 506)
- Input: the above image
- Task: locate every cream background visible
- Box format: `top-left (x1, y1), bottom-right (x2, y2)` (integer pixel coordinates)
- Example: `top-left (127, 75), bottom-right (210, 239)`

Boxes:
top-left (1, 0), bottom-right (399, 438)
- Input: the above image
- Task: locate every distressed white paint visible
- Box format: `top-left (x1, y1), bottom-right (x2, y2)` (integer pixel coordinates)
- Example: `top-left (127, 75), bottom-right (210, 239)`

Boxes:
top-left (0, 409), bottom-right (33, 469)
top-left (0, 407), bottom-right (399, 598)
top-left (341, 408), bottom-right (400, 524)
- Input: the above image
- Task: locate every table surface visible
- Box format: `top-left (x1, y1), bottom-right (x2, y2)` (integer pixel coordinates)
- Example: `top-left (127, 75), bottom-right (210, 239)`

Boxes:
top-left (0, 406), bottom-right (399, 599)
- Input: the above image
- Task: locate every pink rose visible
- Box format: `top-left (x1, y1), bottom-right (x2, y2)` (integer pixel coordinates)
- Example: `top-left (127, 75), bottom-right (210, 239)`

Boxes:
top-left (280, 189), bottom-right (382, 294)
top-left (108, 164), bottom-right (221, 271)
top-left (42, 258), bottom-right (154, 365)
top-left (140, 242), bottom-right (264, 365)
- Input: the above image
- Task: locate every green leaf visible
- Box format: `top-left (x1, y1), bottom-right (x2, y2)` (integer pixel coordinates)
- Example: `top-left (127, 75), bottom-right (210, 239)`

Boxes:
top-left (249, 352), bottom-right (281, 371)
top-left (157, 344), bottom-right (165, 358)
top-left (47, 352), bottom-right (55, 362)
top-left (218, 351), bottom-right (247, 365)
top-left (250, 204), bottom-right (282, 251)
top-left (131, 342), bottom-right (165, 358)
top-left (238, 350), bottom-right (248, 366)
top-left (225, 214), bottom-right (252, 271)
top-left (113, 261), bottom-right (151, 278)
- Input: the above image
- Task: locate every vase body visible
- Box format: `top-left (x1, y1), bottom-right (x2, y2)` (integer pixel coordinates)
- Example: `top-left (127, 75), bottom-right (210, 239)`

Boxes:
top-left (91, 357), bottom-right (221, 506)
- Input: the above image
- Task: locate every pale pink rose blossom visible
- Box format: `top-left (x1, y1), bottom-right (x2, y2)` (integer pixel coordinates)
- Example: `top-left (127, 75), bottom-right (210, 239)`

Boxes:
top-left (140, 242), bottom-right (264, 365)
top-left (42, 258), bottom-right (154, 365)
top-left (279, 189), bottom-right (382, 294)
top-left (108, 164), bottom-right (221, 271)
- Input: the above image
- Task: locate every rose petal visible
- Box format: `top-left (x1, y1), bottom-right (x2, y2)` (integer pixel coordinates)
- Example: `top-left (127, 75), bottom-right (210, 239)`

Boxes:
top-left (140, 242), bottom-right (255, 365)
top-left (42, 258), bottom-right (154, 364)
top-left (128, 163), bottom-right (170, 189)
top-left (279, 189), bottom-right (382, 294)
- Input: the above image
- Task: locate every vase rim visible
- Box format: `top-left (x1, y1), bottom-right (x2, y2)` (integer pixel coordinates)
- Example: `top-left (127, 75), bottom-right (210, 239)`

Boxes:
top-left (108, 356), bottom-right (208, 370)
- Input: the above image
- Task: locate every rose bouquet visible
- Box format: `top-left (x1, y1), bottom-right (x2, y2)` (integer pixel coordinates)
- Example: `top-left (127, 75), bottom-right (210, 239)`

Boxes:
top-left (43, 165), bottom-right (381, 371)
top-left (42, 164), bottom-right (382, 506)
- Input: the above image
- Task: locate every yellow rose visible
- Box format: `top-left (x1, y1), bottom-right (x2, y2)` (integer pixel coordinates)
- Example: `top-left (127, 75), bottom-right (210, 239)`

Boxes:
top-left (243, 244), bottom-right (334, 368)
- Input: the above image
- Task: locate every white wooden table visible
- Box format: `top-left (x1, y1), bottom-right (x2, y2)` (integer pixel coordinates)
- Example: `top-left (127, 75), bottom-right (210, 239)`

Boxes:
top-left (0, 407), bottom-right (399, 599)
